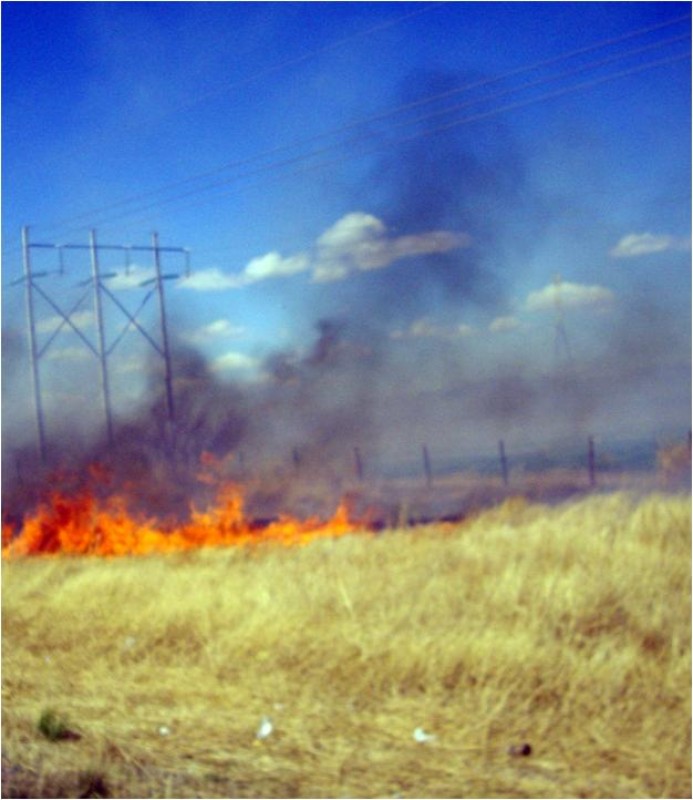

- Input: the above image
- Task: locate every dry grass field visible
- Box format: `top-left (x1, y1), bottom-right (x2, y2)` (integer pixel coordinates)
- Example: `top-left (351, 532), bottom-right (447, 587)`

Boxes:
top-left (2, 489), bottom-right (691, 798)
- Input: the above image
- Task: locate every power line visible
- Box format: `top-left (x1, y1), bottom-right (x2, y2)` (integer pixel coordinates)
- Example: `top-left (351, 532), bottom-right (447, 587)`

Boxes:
top-left (392, 32), bottom-right (690, 132)
top-left (14, 13), bottom-right (689, 244)
top-left (407, 52), bottom-right (689, 144)
top-left (347, 12), bottom-right (691, 131)
top-left (6, 2), bottom-right (448, 239)
top-left (59, 51), bottom-right (691, 235)
top-left (169, 2), bottom-right (449, 116)
top-left (4, 47), bottom-right (687, 266)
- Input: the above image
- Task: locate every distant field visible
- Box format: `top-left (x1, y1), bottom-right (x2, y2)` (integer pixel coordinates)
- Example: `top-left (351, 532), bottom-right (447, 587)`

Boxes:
top-left (2, 490), bottom-right (691, 798)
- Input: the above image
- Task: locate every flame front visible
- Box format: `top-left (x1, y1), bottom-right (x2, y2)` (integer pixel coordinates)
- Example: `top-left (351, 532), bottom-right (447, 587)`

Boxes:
top-left (3, 477), bottom-right (359, 558)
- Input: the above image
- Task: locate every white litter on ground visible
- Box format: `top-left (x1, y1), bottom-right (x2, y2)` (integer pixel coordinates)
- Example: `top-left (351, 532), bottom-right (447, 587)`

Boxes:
top-left (413, 726), bottom-right (436, 744)
top-left (256, 715), bottom-right (273, 740)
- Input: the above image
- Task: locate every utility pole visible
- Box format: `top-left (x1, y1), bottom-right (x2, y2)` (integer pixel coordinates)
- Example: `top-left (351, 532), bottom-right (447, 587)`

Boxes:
top-left (152, 232), bottom-right (175, 429)
top-left (22, 226), bottom-right (48, 463)
top-left (90, 229), bottom-right (114, 445)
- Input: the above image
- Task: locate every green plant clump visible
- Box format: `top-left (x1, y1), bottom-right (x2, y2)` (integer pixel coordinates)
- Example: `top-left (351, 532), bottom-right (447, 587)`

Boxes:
top-left (37, 709), bottom-right (74, 742)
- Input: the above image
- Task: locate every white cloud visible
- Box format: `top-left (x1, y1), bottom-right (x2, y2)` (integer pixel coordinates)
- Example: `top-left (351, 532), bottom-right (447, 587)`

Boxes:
top-left (111, 356), bottom-right (148, 374)
top-left (178, 253), bottom-right (309, 292)
top-left (489, 316), bottom-right (521, 333)
top-left (177, 267), bottom-right (243, 291)
top-left (212, 351), bottom-right (259, 372)
top-left (45, 346), bottom-right (91, 362)
top-left (390, 317), bottom-right (474, 340)
top-left (243, 252), bottom-right (309, 283)
top-left (312, 260), bottom-right (351, 283)
top-left (176, 212), bottom-right (468, 291)
top-left (36, 310), bottom-right (94, 334)
top-left (315, 212), bottom-right (387, 273)
top-left (183, 318), bottom-right (246, 345)
top-left (106, 265), bottom-right (156, 290)
top-left (313, 212), bottom-right (469, 283)
top-left (454, 323), bottom-right (475, 337)
top-left (525, 281), bottom-right (613, 312)
top-left (408, 318), bottom-right (445, 339)
top-left (610, 232), bottom-right (691, 258)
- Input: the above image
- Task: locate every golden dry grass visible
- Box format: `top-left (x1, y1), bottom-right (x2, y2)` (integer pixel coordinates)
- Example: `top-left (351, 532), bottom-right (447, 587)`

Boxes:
top-left (2, 491), bottom-right (691, 798)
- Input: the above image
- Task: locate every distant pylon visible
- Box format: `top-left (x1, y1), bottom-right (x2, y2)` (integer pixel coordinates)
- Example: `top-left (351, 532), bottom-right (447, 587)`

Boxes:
top-left (552, 273), bottom-right (573, 366)
top-left (17, 226), bottom-right (189, 462)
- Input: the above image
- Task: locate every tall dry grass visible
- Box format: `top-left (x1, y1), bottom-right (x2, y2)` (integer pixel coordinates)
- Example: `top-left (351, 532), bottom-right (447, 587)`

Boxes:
top-left (2, 491), bottom-right (690, 798)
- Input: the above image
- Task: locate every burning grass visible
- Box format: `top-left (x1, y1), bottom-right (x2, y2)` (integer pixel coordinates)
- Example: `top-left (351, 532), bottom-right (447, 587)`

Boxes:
top-left (2, 490), bottom-right (690, 798)
top-left (1, 480), bottom-right (357, 557)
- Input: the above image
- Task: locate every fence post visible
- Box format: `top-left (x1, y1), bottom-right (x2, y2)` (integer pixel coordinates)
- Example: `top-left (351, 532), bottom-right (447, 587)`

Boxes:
top-left (588, 436), bottom-right (596, 487)
top-left (498, 439), bottom-right (509, 487)
top-left (353, 446), bottom-right (364, 482)
top-left (422, 444), bottom-right (433, 489)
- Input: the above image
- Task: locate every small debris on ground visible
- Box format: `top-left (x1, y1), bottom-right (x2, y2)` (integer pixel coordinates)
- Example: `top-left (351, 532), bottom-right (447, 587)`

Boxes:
top-left (507, 742), bottom-right (532, 757)
top-left (413, 727), bottom-right (436, 744)
top-left (256, 715), bottom-right (273, 740)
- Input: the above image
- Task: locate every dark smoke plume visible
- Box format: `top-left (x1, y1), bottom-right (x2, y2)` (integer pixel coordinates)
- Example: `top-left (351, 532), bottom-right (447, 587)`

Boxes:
top-left (343, 69), bottom-right (554, 328)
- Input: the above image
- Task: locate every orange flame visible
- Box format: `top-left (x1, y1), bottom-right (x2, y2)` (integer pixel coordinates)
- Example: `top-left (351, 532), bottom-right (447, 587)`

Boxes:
top-left (3, 471), bottom-right (361, 558)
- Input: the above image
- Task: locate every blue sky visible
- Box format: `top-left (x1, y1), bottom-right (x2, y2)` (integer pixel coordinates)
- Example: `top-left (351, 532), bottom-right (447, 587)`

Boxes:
top-left (2, 2), bottom-right (691, 463)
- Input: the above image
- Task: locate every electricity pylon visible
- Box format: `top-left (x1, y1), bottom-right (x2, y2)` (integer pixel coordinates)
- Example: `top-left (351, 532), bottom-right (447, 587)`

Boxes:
top-left (16, 226), bottom-right (190, 462)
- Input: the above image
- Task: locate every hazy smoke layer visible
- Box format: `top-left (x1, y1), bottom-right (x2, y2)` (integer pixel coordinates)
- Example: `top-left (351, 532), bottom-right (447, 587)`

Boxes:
top-left (2, 72), bottom-right (689, 521)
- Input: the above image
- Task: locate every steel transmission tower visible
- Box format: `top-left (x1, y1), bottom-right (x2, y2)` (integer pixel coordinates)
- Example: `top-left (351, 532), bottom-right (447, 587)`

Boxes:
top-left (16, 226), bottom-right (190, 462)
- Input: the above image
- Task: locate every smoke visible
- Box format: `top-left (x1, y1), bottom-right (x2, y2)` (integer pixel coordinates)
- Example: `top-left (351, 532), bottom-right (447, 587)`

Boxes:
top-left (1, 328), bottom-right (34, 498)
top-left (342, 69), bottom-right (553, 328)
top-left (3, 70), bottom-right (689, 523)
top-left (3, 67), bottom-right (554, 517)
top-left (3, 295), bottom-right (688, 522)
top-left (1, 318), bottom-right (384, 520)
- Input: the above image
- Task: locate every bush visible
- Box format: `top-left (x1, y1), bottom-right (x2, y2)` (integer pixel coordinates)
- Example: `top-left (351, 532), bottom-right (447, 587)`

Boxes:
top-left (37, 709), bottom-right (80, 742)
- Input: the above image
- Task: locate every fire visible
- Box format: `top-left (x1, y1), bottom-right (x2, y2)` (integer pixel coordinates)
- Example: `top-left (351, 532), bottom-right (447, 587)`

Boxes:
top-left (2, 467), bottom-right (361, 558)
